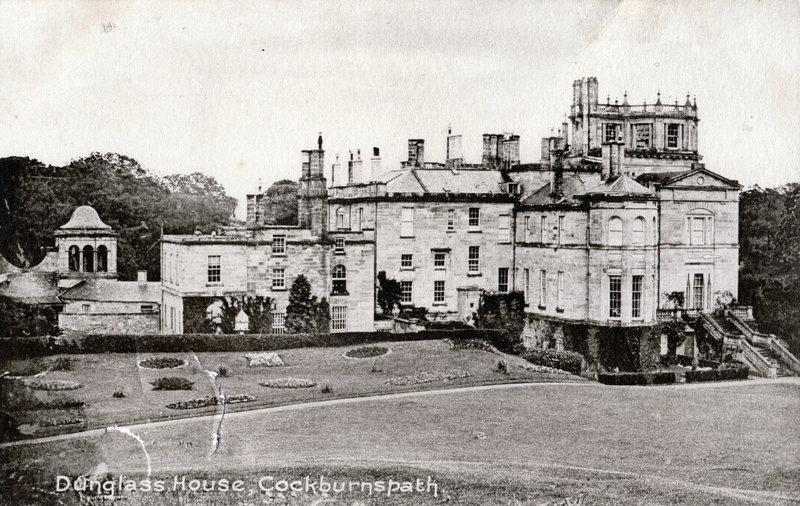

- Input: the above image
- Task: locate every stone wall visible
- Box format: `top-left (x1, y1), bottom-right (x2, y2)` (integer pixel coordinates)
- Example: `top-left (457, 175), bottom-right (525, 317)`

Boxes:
top-left (59, 313), bottom-right (160, 335)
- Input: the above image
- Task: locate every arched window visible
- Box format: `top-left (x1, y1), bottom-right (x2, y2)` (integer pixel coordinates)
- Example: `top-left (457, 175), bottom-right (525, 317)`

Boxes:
top-left (332, 265), bottom-right (347, 295)
top-left (82, 245), bottom-right (94, 272)
top-left (68, 245), bottom-right (80, 271)
top-left (608, 217), bottom-right (623, 246)
top-left (336, 208), bottom-right (347, 230)
top-left (632, 217), bottom-right (646, 245)
top-left (96, 245), bottom-right (108, 272)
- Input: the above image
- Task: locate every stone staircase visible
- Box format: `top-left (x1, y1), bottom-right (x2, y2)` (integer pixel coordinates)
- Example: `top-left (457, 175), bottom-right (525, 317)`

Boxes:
top-left (750, 341), bottom-right (793, 378)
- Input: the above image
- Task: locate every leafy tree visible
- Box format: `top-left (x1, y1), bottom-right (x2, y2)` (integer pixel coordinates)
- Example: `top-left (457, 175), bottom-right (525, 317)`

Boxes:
top-left (312, 296), bottom-right (331, 334)
top-left (285, 275), bottom-right (315, 333)
top-left (475, 291), bottom-right (525, 353)
top-left (376, 271), bottom-right (402, 315)
top-left (261, 179), bottom-right (298, 225)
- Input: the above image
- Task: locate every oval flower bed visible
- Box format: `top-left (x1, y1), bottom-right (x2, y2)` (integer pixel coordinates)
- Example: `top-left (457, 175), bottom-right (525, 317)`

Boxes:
top-left (166, 394), bottom-right (256, 410)
top-left (23, 379), bottom-right (83, 391)
top-left (138, 357), bottom-right (186, 369)
top-left (259, 378), bottom-right (317, 389)
top-left (344, 346), bottom-right (390, 359)
top-left (40, 417), bottom-right (84, 428)
top-left (386, 370), bottom-right (470, 386)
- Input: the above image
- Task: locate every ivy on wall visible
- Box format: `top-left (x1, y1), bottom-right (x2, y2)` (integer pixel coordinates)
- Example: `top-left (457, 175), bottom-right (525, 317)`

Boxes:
top-left (183, 295), bottom-right (274, 334)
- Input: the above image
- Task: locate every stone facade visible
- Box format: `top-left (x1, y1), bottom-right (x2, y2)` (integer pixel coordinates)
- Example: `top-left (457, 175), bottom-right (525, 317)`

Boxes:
top-left (59, 313), bottom-right (159, 334)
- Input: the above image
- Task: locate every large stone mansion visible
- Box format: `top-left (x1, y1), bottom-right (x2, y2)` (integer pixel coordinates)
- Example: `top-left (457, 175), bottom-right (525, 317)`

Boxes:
top-left (160, 77), bottom-right (740, 341)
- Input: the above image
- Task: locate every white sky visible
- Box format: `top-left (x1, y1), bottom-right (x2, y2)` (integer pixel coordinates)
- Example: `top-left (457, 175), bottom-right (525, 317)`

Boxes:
top-left (1, 0), bottom-right (798, 218)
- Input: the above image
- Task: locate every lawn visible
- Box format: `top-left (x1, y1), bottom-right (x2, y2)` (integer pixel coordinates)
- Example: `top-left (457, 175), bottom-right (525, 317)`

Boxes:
top-left (1, 381), bottom-right (797, 504)
top-left (0, 339), bottom-right (581, 440)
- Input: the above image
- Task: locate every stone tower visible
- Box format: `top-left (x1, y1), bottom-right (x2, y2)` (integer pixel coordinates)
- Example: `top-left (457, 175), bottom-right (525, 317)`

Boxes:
top-left (298, 136), bottom-right (328, 237)
top-left (54, 205), bottom-right (118, 280)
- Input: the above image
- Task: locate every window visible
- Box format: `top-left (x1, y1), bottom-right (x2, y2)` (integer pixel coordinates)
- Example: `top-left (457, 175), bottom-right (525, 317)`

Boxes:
top-left (433, 280), bottom-right (445, 303)
top-left (272, 235), bottom-right (286, 255)
top-left (539, 270), bottom-right (547, 308)
top-left (540, 216), bottom-right (547, 243)
top-left (97, 245), bottom-right (108, 272)
top-left (400, 207), bottom-right (414, 237)
top-left (632, 217), bottom-right (646, 245)
top-left (632, 275), bottom-right (643, 318)
top-left (141, 304), bottom-right (156, 314)
top-left (498, 268), bottom-right (509, 292)
top-left (693, 273), bottom-right (705, 310)
top-left (353, 208), bottom-right (363, 232)
top-left (666, 124), bottom-right (681, 149)
top-left (331, 306), bottom-right (347, 331)
top-left (608, 217), bottom-right (623, 246)
top-left (207, 255), bottom-right (221, 283)
top-left (272, 268), bottom-right (285, 289)
top-left (557, 271), bottom-right (565, 309)
top-left (400, 281), bottom-right (413, 304)
top-left (498, 214), bottom-right (510, 243)
top-left (523, 268), bottom-right (530, 302)
top-left (523, 216), bottom-right (530, 242)
top-left (604, 123), bottom-right (619, 142)
top-left (334, 237), bottom-right (345, 250)
top-left (68, 245), bottom-right (80, 271)
top-left (170, 307), bottom-right (175, 331)
top-left (609, 275), bottom-right (622, 318)
top-left (433, 252), bottom-right (446, 268)
top-left (332, 265), bottom-right (347, 295)
top-left (271, 312), bottom-right (286, 334)
top-left (336, 208), bottom-right (347, 230)
top-left (557, 216), bottom-right (564, 245)
top-left (687, 215), bottom-right (712, 245)
top-left (468, 246), bottom-right (480, 273)
top-left (633, 124), bottom-right (651, 149)
top-left (81, 304), bottom-right (90, 314)
top-left (468, 208), bottom-right (480, 229)
top-left (447, 209), bottom-right (455, 231)
top-left (400, 254), bottom-right (413, 269)
top-left (83, 245), bottom-right (94, 272)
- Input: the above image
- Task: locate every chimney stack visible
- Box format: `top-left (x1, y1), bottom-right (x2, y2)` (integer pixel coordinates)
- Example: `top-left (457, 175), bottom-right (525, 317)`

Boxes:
top-left (601, 134), bottom-right (625, 179)
top-left (370, 147), bottom-right (381, 182)
top-left (352, 149), bottom-right (363, 183)
top-left (550, 149), bottom-right (564, 197)
top-left (407, 139), bottom-right (425, 167)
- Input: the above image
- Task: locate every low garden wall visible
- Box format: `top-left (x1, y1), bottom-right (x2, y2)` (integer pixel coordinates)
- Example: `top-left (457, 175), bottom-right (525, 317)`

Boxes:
top-left (0, 329), bottom-right (512, 359)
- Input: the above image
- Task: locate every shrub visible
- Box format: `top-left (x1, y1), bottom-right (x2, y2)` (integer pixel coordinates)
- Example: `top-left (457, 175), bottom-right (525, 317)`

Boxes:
top-left (495, 359), bottom-right (508, 374)
top-left (345, 346), bottom-right (389, 359)
top-left (685, 362), bottom-right (749, 383)
top-left (23, 379), bottom-right (82, 391)
top-left (138, 357), bottom-right (185, 369)
top-left (112, 389), bottom-right (125, 398)
top-left (166, 394), bottom-right (255, 410)
top-left (320, 384), bottom-right (333, 394)
top-left (259, 378), bottom-right (316, 389)
top-left (476, 292), bottom-right (525, 353)
top-left (371, 361), bottom-right (382, 373)
top-left (597, 371), bottom-right (677, 386)
top-left (50, 357), bottom-right (73, 371)
top-left (521, 349), bottom-right (584, 376)
top-left (218, 365), bottom-right (229, 377)
top-left (39, 417), bottom-right (83, 428)
top-left (245, 352), bottom-right (285, 367)
top-left (1, 329), bottom-right (512, 358)
top-left (151, 377), bottom-right (193, 391)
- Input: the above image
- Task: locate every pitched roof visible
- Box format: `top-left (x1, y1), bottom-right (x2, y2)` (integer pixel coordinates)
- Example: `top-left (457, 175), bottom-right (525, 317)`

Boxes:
top-left (60, 206), bottom-right (112, 230)
top-left (522, 175), bottom-right (592, 205)
top-left (386, 168), bottom-right (507, 195)
top-left (581, 174), bottom-right (654, 197)
top-left (0, 272), bottom-right (62, 305)
top-left (60, 279), bottom-right (161, 303)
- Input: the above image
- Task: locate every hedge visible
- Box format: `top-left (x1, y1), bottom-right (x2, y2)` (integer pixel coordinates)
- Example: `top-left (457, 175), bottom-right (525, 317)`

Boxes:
top-left (597, 371), bottom-right (677, 386)
top-left (0, 329), bottom-right (512, 359)
top-left (685, 362), bottom-right (749, 383)
top-left (521, 348), bottom-right (584, 376)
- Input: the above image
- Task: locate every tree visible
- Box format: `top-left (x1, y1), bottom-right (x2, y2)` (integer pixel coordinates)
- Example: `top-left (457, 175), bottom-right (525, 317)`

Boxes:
top-left (376, 271), bottom-right (402, 315)
top-left (285, 275), bottom-right (315, 333)
top-left (261, 179), bottom-right (298, 225)
top-left (475, 291), bottom-right (525, 353)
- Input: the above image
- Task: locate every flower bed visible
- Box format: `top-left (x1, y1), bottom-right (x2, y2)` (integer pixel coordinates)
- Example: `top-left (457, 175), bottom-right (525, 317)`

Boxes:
top-left (245, 352), bottom-right (285, 367)
top-left (445, 338), bottom-right (498, 353)
top-left (597, 371), bottom-right (677, 386)
top-left (166, 394), bottom-right (256, 410)
top-left (259, 378), bottom-right (317, 389)
top-left (150, 377), bottom-right (194, 390)
top-left (386, 370), bottom-right (470, 386)
top-left (138, 357), bottom-right (186, 369)
top-left (517, 362), bottom-right (572, 375)
top-left (39, 417), bottom-right (84, 428)
top-left (23, 379), bottom-right (82, 391)
top-left (344, 346), bottom-right (390, 359)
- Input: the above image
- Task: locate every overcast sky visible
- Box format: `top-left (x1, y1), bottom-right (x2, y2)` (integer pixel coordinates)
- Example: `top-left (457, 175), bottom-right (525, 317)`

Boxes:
top-left (1, 0), bottom-right (798, 218)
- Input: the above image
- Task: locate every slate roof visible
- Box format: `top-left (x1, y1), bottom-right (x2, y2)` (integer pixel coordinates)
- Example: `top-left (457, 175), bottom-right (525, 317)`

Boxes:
top-left (60, 205), bottom-right (112, 230)
top-left (522, 175), bottom-right (593, 205)
top-left (60, 279), bottom-right (161, 303)
top-left (0, 272), bottom-right (62, 305)
top-left (383, 168), bottom-right (508, 195)
top-left (581, 174), bottom-right (654, 197)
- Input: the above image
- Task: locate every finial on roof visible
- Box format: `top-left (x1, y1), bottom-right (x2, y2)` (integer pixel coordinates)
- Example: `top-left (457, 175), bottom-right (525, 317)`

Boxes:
top-left (447, 122), bottom-right (452, 135)
top-left (693, 95), bottom-right (697, 109)
top-left (607, 95), bottom-right (610, 105)
top-left (622, 92), bottom-right (628, 105)
top-left (685, 93), bottom-right (692, 107)
top-left (317, 132), bottom-right (323, 150)
top-left (614, 97), bottom-right (618, 105)
top-left (656, 90), bottom-right (662, 105)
